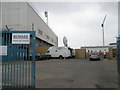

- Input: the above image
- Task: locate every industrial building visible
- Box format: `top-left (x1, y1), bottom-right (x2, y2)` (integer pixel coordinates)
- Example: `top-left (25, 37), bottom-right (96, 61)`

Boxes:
top-left (81, 44), bottom-right (117, 59)
top-left (1, 2), bottom-right (58, 46)
top-left (81, 46), bottom-right (109, 53)
top-left (81, 43), bottom-right (117, 52)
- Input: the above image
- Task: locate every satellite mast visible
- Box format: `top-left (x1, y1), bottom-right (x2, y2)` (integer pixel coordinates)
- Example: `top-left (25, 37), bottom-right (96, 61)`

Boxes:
top-left (44, 11), bottom-right (48, 25)
top-left (101, 15), bottom-right (107, 46)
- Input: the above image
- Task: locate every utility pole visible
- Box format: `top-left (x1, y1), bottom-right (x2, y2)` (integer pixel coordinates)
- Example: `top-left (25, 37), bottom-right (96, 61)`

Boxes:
top-left (101, 15), bottom-right (107, 46)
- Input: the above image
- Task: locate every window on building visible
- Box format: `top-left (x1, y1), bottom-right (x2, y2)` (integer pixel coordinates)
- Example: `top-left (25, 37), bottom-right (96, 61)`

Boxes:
top-left (38, 29), bottom-right (43, 35)
top-left (88, 50), bottom-right (89, 52)
top-left (46, 35), bottom-right (49, 40)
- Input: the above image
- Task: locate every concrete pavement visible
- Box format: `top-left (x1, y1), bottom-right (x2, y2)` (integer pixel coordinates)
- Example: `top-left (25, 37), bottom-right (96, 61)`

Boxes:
top-left (36, 59), bottom-right (118, 88)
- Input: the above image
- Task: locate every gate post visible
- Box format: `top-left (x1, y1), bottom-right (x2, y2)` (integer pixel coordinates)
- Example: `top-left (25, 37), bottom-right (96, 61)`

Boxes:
top-left (0, 33), bottom-right (2, 89)
top-left (117, 37), bottom-right (120, 73)
top-left (117, 36), bottom-right (120, 89)
top-left (31, 31), bottom-right (36, 88)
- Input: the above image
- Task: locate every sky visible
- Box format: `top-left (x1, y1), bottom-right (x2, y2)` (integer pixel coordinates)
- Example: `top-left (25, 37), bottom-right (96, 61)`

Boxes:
top-left (32, 2), bottom-right (118, 49)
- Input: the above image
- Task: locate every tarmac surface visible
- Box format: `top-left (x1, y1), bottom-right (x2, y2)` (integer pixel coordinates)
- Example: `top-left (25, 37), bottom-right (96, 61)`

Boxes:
top-left (36, 59), bottom-right (118, 88)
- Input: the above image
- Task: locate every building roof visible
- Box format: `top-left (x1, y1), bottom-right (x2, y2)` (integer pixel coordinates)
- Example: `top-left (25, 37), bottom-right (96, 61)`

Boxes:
top-left (109, 43), bottom-right (116, 45)
top-left (81, 46), bottom-right (109, 48)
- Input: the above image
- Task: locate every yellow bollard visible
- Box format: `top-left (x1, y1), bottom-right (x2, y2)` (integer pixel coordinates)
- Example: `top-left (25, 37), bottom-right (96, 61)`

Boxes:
top-left (64, 57), bottom-right (67, 60)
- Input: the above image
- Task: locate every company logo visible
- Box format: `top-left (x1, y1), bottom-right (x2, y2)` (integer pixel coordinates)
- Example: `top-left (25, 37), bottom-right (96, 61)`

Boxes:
top-left (12, 33), bottom-right (30, 44)
top-left (13, 35), bottom-right (29, 39)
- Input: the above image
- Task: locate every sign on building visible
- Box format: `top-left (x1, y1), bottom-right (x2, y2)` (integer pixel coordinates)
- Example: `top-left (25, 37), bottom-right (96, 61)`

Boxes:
top-left (12, 33), bottom-right (30, 44)
top-left (0, 46), bottom-right (7, 56)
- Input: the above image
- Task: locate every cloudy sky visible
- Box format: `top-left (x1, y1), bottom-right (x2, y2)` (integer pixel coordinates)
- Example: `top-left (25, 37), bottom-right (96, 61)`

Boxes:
top-left (32, 2), bottom-right (118, 48)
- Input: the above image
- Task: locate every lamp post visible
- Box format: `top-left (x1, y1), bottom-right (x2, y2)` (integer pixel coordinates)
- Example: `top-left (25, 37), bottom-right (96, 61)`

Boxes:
top-left (44, 11), bottom-right (48, 25)
top-left (101, 15), bottom-right (107, 46)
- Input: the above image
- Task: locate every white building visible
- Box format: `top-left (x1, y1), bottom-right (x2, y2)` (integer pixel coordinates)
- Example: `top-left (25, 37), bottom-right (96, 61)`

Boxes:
top-left (81, 46), bottom-right (109, 53)
top-left (81, 44), bottom-right (116, 53)
top-left (1, 2), bottom-right (58, 46)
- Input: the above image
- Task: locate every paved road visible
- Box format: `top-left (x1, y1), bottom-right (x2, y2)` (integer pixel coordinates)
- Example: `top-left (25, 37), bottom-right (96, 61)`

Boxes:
top-left (36, 59), bottom-right (118, 88)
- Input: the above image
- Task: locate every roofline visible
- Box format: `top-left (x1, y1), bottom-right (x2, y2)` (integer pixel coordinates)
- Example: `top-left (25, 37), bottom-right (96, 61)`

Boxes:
top-left (81, 46), bottom-right (116, 48)
top-left (27, 2), bottom-right (58, 37)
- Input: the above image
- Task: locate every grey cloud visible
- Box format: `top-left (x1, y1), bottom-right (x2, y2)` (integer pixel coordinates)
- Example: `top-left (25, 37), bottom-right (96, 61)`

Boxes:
top-left (32, 2), bottom-right (118, 14)
top-left (32, 2), bottom-right (76, 14)
top-left (32, 2), bottom-right (118, 47)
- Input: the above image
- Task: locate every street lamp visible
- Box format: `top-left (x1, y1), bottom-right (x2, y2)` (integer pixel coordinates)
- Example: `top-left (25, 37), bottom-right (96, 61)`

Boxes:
top-left (44, 11), bottom-right (48, 25)
top-left (101, 15), bottom-right (107, 46)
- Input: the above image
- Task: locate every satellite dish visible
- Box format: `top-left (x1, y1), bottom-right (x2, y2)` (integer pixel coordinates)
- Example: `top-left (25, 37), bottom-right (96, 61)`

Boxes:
top-left (63, 36), bottom-right (68, 47)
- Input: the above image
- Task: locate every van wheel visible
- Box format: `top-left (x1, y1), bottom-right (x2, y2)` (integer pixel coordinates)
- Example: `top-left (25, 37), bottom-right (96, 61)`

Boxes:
top-left (59, 55), bottom-right (63, 59)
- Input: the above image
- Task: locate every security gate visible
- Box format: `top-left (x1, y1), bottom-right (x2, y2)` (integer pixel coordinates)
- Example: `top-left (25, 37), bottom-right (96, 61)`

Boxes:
top-left (117, 36), bottom-right (120, 73)
top-left (0, 31), bottom-right (36, 88)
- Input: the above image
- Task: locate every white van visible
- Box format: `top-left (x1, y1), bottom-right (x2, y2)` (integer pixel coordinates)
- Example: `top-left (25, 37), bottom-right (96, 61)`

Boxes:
top-left (46, 46), bottom-right (72, 59)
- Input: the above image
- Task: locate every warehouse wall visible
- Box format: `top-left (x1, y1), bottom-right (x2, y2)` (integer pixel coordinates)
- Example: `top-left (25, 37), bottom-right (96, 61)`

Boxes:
top-left (1, 2), bottom-right (58, 46)
top-left (2, 2), bottom-right (28, 31)
top-left (75, 49), bottom-right (86, 59)
top-left (118, 2), bottom-right (120, 36)
top-left (82, 47), bottom-right (108, 53)
top-left (27, 3), bottom-right (58, 46)
top-left (81, 46), bottom-right (109, 58)
top-left (0, 2), bottom-right (1, 30)
top-left (36, 38), bottom-right (53, 46)
top-left (36, 46), bottom-right (50, 53)
top-left (108, 47), bottom-right (117, 60)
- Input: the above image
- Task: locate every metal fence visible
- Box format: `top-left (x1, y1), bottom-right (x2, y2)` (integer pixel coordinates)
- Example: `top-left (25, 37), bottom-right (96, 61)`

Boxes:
top-left (0, 31), bottom-right (36, 88)
top-left (117, 37), bottom-right (120, 73)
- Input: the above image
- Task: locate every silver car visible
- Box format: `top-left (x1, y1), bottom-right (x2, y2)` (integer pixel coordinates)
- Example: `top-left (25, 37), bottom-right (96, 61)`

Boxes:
top-left (89, 53), bottom-right (100, 61)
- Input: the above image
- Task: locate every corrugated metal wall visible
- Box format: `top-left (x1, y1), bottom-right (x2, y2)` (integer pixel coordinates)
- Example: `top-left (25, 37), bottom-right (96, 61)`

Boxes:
top-left (36, 46), bottom-right (50, 53)
top-left (75, 49), bottom-right (86, 59)
top-left (1, 2), bottom-right (58, 46)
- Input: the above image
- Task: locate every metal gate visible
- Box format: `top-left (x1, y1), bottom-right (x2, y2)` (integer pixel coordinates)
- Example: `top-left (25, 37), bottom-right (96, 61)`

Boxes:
top-left (117, 36), bottom-right (120, 73)
top-left (0, 31), bottom-right (36, 88)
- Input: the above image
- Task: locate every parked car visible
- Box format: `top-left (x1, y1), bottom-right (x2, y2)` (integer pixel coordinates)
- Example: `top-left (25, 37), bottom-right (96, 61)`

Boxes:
top-left (28, 53), bottom-right (51, 61)
top-left (36, 53), bottom-right (51, 61)
top-left (89, 53), bottom-right (100, 61)
top-left (45, 53), bottom-right (51, 59)
top-left (35, 53), bottom-right (45, 61)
